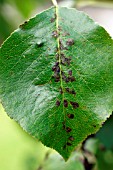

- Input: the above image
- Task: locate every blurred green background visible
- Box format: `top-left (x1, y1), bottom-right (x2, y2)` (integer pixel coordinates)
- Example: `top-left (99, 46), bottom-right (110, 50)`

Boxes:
top-left (0, 0), bottom-right (113, 170)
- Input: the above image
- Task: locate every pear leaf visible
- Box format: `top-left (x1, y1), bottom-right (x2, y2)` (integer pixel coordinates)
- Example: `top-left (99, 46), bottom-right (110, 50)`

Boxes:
top-left (0, 6), bottom-right (113, 160)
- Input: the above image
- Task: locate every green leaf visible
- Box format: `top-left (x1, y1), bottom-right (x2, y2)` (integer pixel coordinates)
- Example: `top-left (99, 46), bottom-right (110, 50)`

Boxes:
top-left (96, 113), bottom-right (113, 149)
top-left (0, 14), bottom-right (13, 41)
top-left (9, 0), bottom-right (35, 18)
top-left (0, 6), bottom-right (113, 160)
top-left (96, 149), bottom-right (113, 170)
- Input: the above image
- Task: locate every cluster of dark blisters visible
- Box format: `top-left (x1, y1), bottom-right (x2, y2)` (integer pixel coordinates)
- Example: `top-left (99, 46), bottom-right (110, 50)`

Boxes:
top-left (51, 16), bottom-right (79, 149)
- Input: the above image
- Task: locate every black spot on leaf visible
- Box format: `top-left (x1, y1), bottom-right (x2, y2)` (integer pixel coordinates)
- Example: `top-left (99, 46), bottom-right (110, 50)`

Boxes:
top-left (59, 39), bottom-right (65, 50)
top-left (55, 78), bottom-right (60, 82)
top-left (60, 87), bottom-right (63, 94)
top-left (52, 71), bottom-right (60, 82)
top-left (70, 101), bottom-right (79, 109)
top-left (54, 72), bottom-right (60, 78)
top-left (93, 125), bottom-right (96, 128)
top-left (69, 136), bottom-right (74, 141)
top-left (62, 74), bottom-right (67, 82)
top-left (64, 99), bottom-right (68, 107)
top-left (52, 31), bottom-right (59, 38)
top-left (67, 114), bottom-right (74, 119)
top-left (56, 66), bottom-right (60, 73)
top-left (62, 121), bottom-right (66, 129)
top-left (71, 90), bottom-right (76, 95)
top-left (61, 54), bottom-right (71, 66)
top-left (62, 32), bottom-right (70, 37)
top-left (55, 62), bottom-right (59, 66)
top-left (50, 18), bottom-right (55, 23)
top-left (65, 78), bottom-right (70, 83)
top-left (69, 76), bottom-right (76, 82)
top-left (56, 100), bottom-right (60, 107)
top-left (56, 54), bottom-right (59, 60)
top-left (66, 127), bottom-right (72, 133)
top-left (19, 21), bottom-right (28, 29)
top-left (66, 39), bottom-right (74, 46)
top-left (67, 142), bottom-right (72, 146)
top-left (65, 57), bottom-right (71, 66)
top-left (61, 53), bottom-right (65, 58)
top-left (59, 39), bottom-right (68, 51)
top-left (65, 88), bottom-right (70, 93)
top-left (24, 21), bottom-right (28, 24)
top-left (61, 71), bottom-right (65, 76)
top-left (52, 65), bottom-right (56, 71)
top-left (65, 88), bottom-right (76, 95)
top-left (58, 26), bottom-right (62, 31)
top-left (54, 73), bottom-right (60, 82)
top-left (68, 70), bottom-right (72, 76)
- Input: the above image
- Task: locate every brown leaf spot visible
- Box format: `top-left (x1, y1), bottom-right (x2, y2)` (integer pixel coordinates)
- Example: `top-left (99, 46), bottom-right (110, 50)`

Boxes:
top-left (69, 76), bottom-right (76, 82)
top-left (68, 70), bottom-right (72, 76)
top-left (56, 54), bottom-right (59, 60)
top-left (93, 125), bottom-right (96, 128)
top-left (71, 90), bottom-right (76, 95)
top-left (65, 78), bottom-right (70, 83)
top-left (62, 74), bottom-right (67, 82)
top-left (60, 87), bottom-right (63, 94)
top-left (55, 62), bottom-right (59, 66)
top-left (52, 63), bottom-right (60, 73)
top-left (55, 78), bottom-right (60, 82)
top-left (53, 72), bottom-right (60, 82)
top-left (50, 18), bottom-right (55, 23)
top-left (56, 66), bottom-right (60, 73)
top-left (52, 65), bottom-right (56, 71)
top-left (61, 54), bottom-right (71, 65)
top-left (67, 142), bottom-right (72, 146)
top-left (64, 99), bottom-right (68, 107)
top-left (19, 21), bottom-right (28, 28)
top-left (67, 114), bottom-right (74, 119)
top-left (65, 88), bottom-right (70, 93)
top-left (66, 39), bottom-right (74, 46)
top-left (66, 127), bottom-right (72, 133)
top-left (62, 32), bottom-right (70, 37)
top-left (69, 136), bottom-right (74, 141)
top-left (62, 121), bottom-right (66, 129)
top-left (52, 31), bottom-right (59, 38)
top-left (64, 57), bottom-right (71, 66)
top-left (54, 73), bottom-right (60, 82)
top-left (56, 100), bottom-right (60, 107)
top-left (70, 101), bottom-right (79, 109)
top-left (24, 21), bottom-right (28, 24)
top-left (58, 26), bottom-right (62, 31)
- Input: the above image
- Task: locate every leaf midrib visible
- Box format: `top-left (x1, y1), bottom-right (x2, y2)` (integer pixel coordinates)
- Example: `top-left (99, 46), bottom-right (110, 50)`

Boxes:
top-left (55, 6), bottom-right (67, 150)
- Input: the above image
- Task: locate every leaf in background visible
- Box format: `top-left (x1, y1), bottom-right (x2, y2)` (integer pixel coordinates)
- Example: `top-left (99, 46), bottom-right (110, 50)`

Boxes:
top-left (96, 149), bottom-right (113, 170)
top-left (0, 6), bottom-right (113, 160)
top-left (0, 0), bottom-right (4, 4)
top-left (9, 0), bottom-right (35, 18)
top-left (96, 113), bottom-right (113, 149)
top-left (0, 14), bottom-right (12, 41)
top-left (7, 0), bottom-right (50, 18)
top-left (37, 151), bottom-right (85, 170)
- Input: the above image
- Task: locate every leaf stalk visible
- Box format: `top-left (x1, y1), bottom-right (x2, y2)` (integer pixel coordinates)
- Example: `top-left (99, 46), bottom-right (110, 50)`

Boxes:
top-left (52, 0), bottom-right (58, 6)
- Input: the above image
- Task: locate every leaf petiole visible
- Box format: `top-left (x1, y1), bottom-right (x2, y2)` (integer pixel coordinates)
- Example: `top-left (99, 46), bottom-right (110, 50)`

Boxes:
top-left (52, 0), bottom-right (58, 6)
